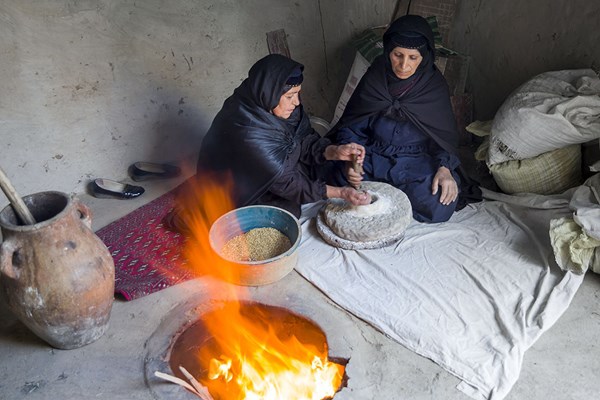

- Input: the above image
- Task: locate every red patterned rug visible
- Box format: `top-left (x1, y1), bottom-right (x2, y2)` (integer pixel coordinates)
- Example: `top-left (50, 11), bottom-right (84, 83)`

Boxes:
top-left (95, 190), bottom-right (191, 301)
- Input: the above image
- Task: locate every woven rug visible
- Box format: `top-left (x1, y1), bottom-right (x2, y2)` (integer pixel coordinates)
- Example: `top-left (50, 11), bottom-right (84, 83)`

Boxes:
top-left (96, 191), bottom-right (192, 301)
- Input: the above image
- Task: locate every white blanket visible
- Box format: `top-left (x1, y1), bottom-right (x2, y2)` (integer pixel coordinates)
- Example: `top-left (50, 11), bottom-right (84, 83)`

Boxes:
top-left (295, 189), bottom-right (585, 400)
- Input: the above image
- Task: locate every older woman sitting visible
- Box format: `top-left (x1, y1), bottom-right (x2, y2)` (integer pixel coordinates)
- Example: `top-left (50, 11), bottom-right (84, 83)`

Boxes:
top-left (194, 53), bottom-right (371, 219)
top-left (328, 15), bottom-right (481, 223)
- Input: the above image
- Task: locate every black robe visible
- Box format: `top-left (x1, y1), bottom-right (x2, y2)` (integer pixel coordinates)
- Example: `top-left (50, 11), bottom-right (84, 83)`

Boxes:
top-left (196, 54), bottom-right (329, 218)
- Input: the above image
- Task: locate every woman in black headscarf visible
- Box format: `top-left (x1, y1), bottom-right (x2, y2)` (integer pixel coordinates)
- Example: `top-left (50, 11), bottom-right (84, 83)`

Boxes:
top-left (194, 53), bottom-right (370, 219)
top-left (328, 15), bottom-right (481, 223)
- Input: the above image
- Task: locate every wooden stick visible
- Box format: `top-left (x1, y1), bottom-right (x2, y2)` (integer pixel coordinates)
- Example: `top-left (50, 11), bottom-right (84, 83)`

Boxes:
top-left (154, 371), bottom-right (202, 397)
top-left (351, 154), bottom-right (364, 191)
top-left (351, 155), bottom-right (364, 176)
top-left (0, 166), bottom-right (36, 225)
top-left (154, 369), bottom-right (214, 400)
top-left (179, 366), bottom-right (214, 400)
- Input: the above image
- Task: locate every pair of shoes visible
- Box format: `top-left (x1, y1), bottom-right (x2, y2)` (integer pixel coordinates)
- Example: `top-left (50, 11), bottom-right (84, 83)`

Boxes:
top-left (89, 178), bottom-right (145, 200)
top-left (129, 162), bottom-right (181, 182)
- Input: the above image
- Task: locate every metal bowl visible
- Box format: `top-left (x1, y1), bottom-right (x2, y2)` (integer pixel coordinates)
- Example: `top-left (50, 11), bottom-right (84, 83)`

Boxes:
top-left (310, 116), bottom-right (331, 137)
top-left (208, 205), bottom-right (301, 286)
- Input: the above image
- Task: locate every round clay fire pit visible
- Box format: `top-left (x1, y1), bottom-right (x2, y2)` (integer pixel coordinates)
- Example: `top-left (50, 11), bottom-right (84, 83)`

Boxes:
top-left (169, 301), bottom-right (344, 399)
top-left (145, 296), bottom-right (348, 400)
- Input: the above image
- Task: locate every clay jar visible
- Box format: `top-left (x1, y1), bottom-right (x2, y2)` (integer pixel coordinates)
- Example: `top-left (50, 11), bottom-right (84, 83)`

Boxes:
top-left (0, 191), bottom-right (115, 349)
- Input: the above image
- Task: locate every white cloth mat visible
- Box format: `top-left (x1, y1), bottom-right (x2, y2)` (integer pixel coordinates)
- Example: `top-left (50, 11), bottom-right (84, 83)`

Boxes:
top-left (295, 189), bottom-right (585, 400)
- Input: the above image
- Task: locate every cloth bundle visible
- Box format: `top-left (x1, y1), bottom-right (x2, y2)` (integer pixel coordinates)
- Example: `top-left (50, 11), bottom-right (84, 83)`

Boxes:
top-left (488, 68), bottom-right (600, 165)
top-left (550, 173), bottom-right (600, 274)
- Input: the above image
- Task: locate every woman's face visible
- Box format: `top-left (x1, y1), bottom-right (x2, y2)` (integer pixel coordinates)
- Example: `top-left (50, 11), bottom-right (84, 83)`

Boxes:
top-left (272, 85), bottom-right (301, 119)
top-left (389, 47), bottom-right (423, 79)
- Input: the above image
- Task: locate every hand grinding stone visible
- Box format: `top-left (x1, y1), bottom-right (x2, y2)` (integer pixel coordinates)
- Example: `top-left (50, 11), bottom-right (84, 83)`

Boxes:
top-left (317, 181), bottom-right (412, 249)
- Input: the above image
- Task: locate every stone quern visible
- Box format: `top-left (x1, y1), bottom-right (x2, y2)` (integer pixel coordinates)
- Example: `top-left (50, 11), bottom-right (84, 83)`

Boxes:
top-left (317, 181), bottom-right (412, 249)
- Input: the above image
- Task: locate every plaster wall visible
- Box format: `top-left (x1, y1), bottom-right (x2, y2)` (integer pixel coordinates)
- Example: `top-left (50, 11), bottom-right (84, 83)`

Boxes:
top-left (0, 0), bottom-right (395, 198)
top-left (448, 0), bottom-right (600, 120)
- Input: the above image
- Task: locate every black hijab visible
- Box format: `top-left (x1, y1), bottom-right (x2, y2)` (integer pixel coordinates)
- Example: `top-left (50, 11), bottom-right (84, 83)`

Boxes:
top-left (196, 54), bottom-right (312, 207)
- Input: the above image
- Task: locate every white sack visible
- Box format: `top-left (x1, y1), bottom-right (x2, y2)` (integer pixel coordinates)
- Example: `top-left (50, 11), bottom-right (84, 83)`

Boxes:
top-left (488, 69), bottom-right (600, 165)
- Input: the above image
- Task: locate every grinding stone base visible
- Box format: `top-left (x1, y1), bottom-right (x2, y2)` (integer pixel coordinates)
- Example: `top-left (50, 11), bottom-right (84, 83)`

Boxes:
top-left (316, 212), bottom-right (405, 250)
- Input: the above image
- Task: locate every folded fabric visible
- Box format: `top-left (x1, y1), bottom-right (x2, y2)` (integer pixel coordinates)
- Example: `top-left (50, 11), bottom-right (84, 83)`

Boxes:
top-left (550, 217), bottom-right (600, 274)
top-left (550, 173), bottom-right (600, 274)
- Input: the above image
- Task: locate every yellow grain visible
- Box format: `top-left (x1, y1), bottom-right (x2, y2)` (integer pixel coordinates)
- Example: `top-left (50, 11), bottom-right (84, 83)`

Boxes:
top-left (221, 227), bottom-right (291, 261)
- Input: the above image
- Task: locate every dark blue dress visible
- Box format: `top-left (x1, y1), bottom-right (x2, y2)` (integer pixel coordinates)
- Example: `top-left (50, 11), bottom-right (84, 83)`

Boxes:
top-left (336, 113), bottom-right (461, 223)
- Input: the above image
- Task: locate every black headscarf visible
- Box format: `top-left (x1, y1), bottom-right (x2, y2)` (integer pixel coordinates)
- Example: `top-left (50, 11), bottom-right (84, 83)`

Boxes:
top-left (330, 15), bottom-right (482, 206)
top-left (196, 54), bottom-right (312, 207)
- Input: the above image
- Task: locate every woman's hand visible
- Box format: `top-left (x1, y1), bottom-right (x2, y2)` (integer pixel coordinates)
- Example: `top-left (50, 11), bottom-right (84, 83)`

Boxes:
top-left (341, 186), bottom-right (371, 206)
top-left (326, 185), bottom-right (371, 205)
top-left (325, 143), bottom-right (365, 163)
top-left (345, 162), bottom-right (364, 189)
top-left (432, 166), bottom-right (458, 205)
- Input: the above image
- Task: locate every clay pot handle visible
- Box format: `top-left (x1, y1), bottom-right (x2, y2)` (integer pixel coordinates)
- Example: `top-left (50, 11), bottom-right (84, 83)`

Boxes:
top-left (75, 199), bottom-right (93, 229)
top-left (0, 240), bottom-right (19, 280)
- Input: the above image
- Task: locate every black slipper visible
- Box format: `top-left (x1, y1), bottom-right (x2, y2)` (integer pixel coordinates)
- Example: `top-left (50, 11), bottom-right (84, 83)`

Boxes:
top-left (128, 162), bottom-right (181, 181)
top-left (89, 179), bottom-right (145, 199)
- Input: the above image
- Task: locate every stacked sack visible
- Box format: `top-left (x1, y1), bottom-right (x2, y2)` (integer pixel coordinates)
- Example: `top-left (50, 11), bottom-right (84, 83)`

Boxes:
top-left (474, 69), bottom-right (600, 195)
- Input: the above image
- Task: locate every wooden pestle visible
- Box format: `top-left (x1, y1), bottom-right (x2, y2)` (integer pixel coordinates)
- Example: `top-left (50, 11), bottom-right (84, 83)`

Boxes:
top-left (351, 154), bottom-right (364, 190)
top-left (0, 166), bottom-right (36, 225)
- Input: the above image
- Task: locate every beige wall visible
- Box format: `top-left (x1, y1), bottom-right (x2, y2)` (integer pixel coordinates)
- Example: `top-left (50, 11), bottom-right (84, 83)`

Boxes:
top-left (0, 0), bottom-right (396, 197)
top-left (6, 1), bottom-right (594, 199)
top-left (448, 0), bottom-right (600, 120)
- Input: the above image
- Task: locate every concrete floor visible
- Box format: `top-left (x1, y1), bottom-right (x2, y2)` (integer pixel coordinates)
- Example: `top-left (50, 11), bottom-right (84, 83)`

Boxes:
top-left (1, 178), bottom-right (599, 400)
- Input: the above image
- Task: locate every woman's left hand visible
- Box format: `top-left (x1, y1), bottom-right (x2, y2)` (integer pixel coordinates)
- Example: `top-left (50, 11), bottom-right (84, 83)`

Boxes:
top-left (432, 166), bottom-right (458, 205)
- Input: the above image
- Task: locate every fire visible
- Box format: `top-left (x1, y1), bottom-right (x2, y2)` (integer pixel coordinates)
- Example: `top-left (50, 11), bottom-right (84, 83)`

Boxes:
top-left (196, 302), bottom-right (345, 400)
top-left (175, 172), bottom-right (237, 281)
top-left (174, 173), bottom-right (345, 400)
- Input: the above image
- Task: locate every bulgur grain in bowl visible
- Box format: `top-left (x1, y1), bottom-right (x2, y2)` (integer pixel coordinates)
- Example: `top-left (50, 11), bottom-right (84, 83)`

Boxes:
top-left (208, 205), bottom-right (301, 286)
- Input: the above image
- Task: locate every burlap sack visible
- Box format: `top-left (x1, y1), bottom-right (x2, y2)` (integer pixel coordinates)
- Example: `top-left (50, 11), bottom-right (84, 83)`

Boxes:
top-left (489, 144), bottom-right (582, 195)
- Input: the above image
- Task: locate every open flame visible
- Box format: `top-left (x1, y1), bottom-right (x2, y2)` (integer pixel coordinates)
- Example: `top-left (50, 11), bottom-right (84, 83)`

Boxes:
top-left (174, 173), bottom-right (345, 399)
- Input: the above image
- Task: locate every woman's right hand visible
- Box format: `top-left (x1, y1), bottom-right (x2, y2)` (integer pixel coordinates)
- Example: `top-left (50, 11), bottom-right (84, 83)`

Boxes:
top-left (326, 185), bottom-right (371, 205)
top-left (339, 186), bottom-right (371, 206)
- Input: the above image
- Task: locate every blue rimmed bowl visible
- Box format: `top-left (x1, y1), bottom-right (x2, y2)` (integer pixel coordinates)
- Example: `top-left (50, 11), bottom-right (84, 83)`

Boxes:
top-left (208, 205), bottom-right (301, 286)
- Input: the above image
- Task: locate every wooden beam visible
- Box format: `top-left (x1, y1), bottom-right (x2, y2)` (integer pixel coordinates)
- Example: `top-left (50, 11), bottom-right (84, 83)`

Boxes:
top-left (266, 29), bottom-right (291, 58)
